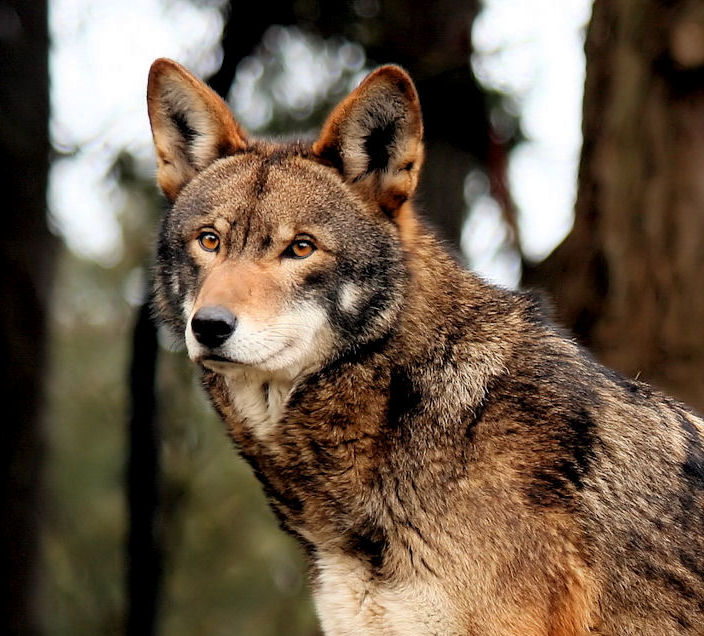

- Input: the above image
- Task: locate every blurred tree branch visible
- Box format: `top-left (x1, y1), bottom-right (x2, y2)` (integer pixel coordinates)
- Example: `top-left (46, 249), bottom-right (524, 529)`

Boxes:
top-left (126, 301), bottom-right (161, 635)
top-left (208, 1), bottom-right (296, 98)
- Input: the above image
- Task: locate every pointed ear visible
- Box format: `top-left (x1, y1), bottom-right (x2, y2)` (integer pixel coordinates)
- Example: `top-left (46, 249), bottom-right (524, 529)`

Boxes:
top-left (312, 65), bottom-right (424, 216)
top-left (147, 58), bottom-right (248, 201)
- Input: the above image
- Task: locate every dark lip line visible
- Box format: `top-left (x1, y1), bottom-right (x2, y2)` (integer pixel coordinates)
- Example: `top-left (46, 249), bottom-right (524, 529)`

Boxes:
top-left (199, 344), bottom-right (287, 368)
top-left (202, 354), bottom-right (236, 364)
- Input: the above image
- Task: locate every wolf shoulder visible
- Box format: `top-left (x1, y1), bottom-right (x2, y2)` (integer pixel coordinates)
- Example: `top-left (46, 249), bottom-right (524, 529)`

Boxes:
top-left (452, 284), bottom-right (704, 626)
top-left (487, 288), bottom-right (704, 509)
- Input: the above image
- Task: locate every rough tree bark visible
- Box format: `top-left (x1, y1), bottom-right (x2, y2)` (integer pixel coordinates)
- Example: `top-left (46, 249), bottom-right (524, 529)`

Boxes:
top-left (527, 0), bottom-right (704, 412)
top-left (0, 1), bottom-right (53, 634)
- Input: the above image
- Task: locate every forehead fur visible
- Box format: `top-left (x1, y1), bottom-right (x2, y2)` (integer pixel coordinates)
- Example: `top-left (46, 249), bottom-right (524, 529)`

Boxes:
top-left (173, 146), bottom-right (377, 235)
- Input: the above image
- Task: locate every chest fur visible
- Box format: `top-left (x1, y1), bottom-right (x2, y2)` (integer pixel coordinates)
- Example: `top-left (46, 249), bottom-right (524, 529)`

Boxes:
top-left (313, 551), bottom-right (462, 636)
top-left (224, 370), bottom-right (293, 441)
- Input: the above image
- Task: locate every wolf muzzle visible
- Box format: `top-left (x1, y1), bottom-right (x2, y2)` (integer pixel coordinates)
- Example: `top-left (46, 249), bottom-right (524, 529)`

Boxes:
top-left (191, 305), bottom-right (237, 348)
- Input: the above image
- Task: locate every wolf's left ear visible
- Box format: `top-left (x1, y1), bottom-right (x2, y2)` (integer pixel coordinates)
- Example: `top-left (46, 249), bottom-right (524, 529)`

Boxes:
top-left (312, 65), bottom-right (424, 216)
top-left (147, 58), bottom-right (248, 201)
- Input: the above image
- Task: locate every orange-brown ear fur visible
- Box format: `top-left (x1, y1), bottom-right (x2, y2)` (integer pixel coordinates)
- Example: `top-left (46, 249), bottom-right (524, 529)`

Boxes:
top-left (312, 65), bottom-right (424, 216)
top-left (147, 58), bottom-right (248, 201)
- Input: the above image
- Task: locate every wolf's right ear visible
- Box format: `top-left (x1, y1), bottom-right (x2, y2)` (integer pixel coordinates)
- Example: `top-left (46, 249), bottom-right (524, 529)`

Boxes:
top-left (312, 65), bottom-right (423, 217)
top-left (147, 58), bottom-right (248, 202)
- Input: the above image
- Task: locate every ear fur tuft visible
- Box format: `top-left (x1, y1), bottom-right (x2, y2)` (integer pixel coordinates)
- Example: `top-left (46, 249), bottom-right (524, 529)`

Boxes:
top-left (147, 58), bottom-right (248, 201)
top-left (313, 65), bottom-right (424, 216)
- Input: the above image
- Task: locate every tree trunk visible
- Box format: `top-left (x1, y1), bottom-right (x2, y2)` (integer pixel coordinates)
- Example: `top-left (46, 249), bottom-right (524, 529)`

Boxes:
top-left (126, 302), bottom-right (161, 635)
top-left (527, 0), bottom-right (704, 411)
top-left (0, 1), bottom-right (52, 633)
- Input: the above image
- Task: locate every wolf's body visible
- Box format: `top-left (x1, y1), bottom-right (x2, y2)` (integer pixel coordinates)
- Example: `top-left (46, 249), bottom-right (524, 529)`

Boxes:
top-left (147, 59), bottom-right (704, 635)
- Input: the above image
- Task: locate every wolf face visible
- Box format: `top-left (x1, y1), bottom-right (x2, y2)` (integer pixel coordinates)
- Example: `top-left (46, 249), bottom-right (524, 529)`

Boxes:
top-left (148, 59), bottom-right (419, 382)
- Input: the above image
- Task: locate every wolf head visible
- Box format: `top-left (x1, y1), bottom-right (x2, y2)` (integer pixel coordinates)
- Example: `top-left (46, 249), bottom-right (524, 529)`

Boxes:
top-left (147, 59), bottom-right (424, 379)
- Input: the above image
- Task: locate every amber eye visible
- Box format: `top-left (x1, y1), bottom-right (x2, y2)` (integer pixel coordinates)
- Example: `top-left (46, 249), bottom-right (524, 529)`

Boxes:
top-left (284, 238), bottom-right (316, 259)
top-left (197, 231), bottom-right (220, 252)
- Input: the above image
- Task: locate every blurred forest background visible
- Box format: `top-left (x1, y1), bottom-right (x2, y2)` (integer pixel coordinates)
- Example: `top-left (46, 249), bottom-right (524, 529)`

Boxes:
top-left (5, 0), bottom-right (704, 634)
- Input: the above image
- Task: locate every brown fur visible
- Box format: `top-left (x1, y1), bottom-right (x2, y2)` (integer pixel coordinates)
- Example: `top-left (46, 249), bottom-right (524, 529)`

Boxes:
top-left (148, 58), bottom-right (704, 635)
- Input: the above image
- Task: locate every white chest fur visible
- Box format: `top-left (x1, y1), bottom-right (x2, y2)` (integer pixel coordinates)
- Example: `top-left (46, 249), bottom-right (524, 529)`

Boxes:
top-left (314, 552), bottom-right (461, 636)
top-left (224, 369), bottom-right (293, 440)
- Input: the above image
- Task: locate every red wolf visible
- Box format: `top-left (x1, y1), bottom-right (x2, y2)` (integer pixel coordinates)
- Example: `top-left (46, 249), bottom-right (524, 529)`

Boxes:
top-left (147, 58), bottom-right (704, 635)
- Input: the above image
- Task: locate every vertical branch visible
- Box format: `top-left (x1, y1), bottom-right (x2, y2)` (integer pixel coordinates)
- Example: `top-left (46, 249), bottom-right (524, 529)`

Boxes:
top-left (207, 1), bottom-right (295, 98)
top-left (126, 300), bottom-right (160, 635)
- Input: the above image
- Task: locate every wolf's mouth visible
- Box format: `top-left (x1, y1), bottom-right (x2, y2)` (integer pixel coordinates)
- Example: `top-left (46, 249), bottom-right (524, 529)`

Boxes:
top-left (198, 353), bottom-right (245, 370)
top-left (200, 355), bottom-right (246, 374)
top-left (198, 345), bottom-right (289, 373)
top-left (202, 354), bottom-right (236, 364)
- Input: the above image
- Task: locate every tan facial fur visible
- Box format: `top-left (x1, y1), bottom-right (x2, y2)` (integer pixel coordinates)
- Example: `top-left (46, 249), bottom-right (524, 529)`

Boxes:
top-left (182, 203), bottom-right (335, 376)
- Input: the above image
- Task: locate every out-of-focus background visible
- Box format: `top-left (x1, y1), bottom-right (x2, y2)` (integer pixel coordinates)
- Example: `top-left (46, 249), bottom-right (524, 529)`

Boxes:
top-left (5, 0), bottom-right (704, 634)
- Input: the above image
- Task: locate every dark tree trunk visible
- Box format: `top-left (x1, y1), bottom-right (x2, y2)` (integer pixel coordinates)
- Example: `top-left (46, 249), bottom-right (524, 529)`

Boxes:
top-left (126, 302), bottom-right (161, 635)
top-left (0, 1), bottom-right (53, 634)
top-left (208, 1), bottom-right (296, 98)
top-left (526, 0), bottom-right (704, 411)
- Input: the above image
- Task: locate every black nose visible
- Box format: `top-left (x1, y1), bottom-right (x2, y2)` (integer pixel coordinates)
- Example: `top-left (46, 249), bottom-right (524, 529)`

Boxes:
top-left (191, 306), bottom-right (237, 348)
